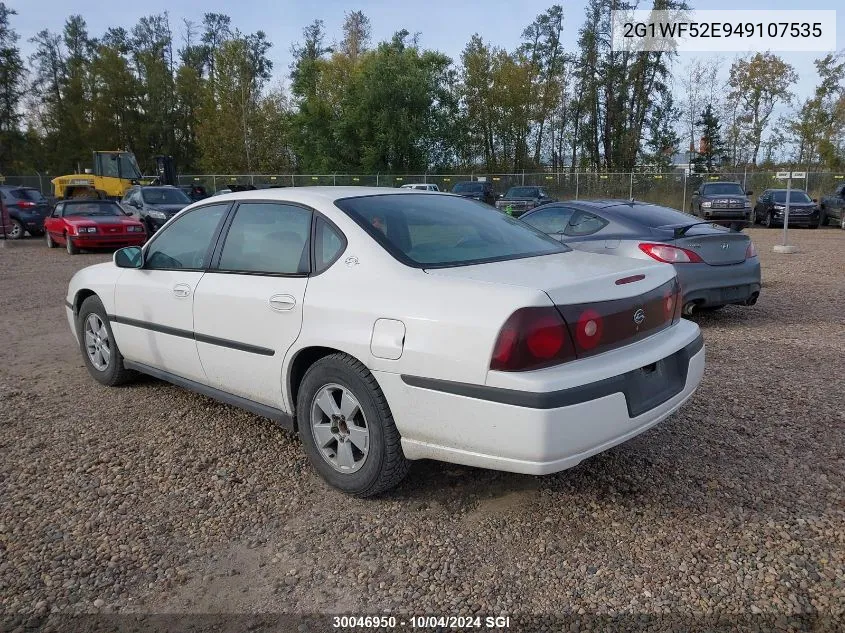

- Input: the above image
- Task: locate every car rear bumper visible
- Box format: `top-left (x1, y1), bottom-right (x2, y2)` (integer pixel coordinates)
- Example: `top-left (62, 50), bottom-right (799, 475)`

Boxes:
top-left (377, 321), bottom-right (704, 475)
top-left (676, 257), bottom-right (761, 307)
top-left (69, 235), bottom-right (146, 248)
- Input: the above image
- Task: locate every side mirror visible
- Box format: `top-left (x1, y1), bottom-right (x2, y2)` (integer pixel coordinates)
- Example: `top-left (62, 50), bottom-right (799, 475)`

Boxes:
top-left (114, 246), bottom-right (143, 269)
top-left (812, 198), bottom-right (818, 203)
top-left (746, 190), bottom-right (753, 196)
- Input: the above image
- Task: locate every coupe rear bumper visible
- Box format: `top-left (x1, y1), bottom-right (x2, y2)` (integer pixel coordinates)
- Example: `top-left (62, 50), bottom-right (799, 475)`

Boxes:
top-left (676, 257), bottom-right (761, 308)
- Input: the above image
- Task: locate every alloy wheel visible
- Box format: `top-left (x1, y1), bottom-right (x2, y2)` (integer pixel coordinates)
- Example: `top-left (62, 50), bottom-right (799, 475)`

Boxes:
top-left (84, 313), bottom-right (111, 371)
top-left (310, 383), bottom-right (370, 473)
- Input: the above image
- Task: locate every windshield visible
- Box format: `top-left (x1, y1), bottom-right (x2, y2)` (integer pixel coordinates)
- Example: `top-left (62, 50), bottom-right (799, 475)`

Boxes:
top-left (772, 191), bottom-right (812, 203)
top-left (452, 182), bottom-right (483, 193)
top-left (63, 202), bottom-right (123, 217)
top-left (10, 188), bottom-right (46, 202)
top-left (99, 153), bottom-right (142, 180)
top-left (702, 183), bottom-right (745, 196)
top-left (336, 194), bottom-right (566, 268)
top-left (142, 188), bottom-right (191, 205)
top-left (506, 187), bottom-right (541, 198)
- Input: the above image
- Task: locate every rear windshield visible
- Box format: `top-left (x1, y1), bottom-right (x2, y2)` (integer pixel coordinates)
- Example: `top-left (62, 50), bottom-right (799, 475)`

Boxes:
top-left (63, 202), bottom-right (123, 217)
top-left (701, 183), bottom-right (745, 196)
top-left (452, 182), bottom-right (484, 193)
top-left (10, 188), bottom-right (45, 202)
top-left (142, 188), bottom-right (191, 204)
top-left (506, 187), bottom-right (540, 197)
top-left (610, 204), bottom-right (695, 228)
top-left (335, 194), bottom-right (566, 268)
top-left (772, 191), bottom-right (812, 203)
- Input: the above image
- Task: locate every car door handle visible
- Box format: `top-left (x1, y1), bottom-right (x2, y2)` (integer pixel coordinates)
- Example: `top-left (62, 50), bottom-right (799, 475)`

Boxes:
top-left (173, 283), bottom-right (191, 298)
top-left (268, 294), bottom-right (296, 312)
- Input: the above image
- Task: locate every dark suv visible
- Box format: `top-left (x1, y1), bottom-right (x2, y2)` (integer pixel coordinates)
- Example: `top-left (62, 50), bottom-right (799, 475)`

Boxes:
top-left (451, 181), bottom-right (498, 206)
top-left (690, 181), bottom-right (753, 227)
top-left (121, 185), bottom-right (193, 234)
top-left (0, 185), bottom-right (51, 239)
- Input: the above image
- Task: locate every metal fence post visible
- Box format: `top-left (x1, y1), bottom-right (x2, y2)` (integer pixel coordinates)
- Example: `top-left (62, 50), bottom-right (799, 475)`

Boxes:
top-left (682, 170), bottom-right (688, 213)
top-left (376, 172), bottom-right (379, 187)
top-left (212, 175), bottom-right (216, 193)
top-left (575, 170), bottom-right (579, 200)
top-left (629, 172), bottom-right (634, 200)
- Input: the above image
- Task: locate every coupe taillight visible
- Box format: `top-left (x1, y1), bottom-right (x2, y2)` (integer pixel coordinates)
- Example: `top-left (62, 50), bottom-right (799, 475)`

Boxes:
top-left (490, 306), bottom-right (576, 372)
top-left (639, 243), bottom-right (703, 264)
top-left (745, 241), bottom-right (757, 258)
top-left (16, 201), bottom-right (36, 209)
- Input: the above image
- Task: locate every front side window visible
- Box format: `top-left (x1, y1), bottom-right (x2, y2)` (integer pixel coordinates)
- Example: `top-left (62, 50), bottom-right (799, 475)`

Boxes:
top-left (520, 206), bottom-right (574, 234)
top-left (336, 194), bottom-right (566, 268)
top-left (218, 202), bottom-right (311, 274)
top-left (145, 204), bottom-right (228, 270)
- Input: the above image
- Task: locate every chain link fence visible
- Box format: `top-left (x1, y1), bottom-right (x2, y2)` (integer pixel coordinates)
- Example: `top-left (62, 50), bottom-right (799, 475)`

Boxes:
top-left (4, 171), bottom-right (844, 210)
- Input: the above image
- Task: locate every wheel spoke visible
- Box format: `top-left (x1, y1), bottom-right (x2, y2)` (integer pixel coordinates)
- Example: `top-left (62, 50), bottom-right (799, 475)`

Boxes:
top-left (336, 440), bottom-right (355, 469)
top-left (98, 326), bottom-right (109, 341)
top-left (339, 390), bottom-right (360, 421)
top-left (312, 423), bottom-right (335, 449)
top-left (86, 314), bottom-right (100, 333)
top-left (84, 331), bottom-right (97, 349)
top-left (347, 425), bottom-right (369, 454)
top-left (315, 389), bottom-right (339, 419)
top-left (99, 344), bottom-right (111, 365)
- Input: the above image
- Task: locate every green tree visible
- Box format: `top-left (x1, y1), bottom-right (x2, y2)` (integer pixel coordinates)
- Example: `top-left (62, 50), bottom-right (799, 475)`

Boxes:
top-left (0, 2), bottom-right (26, 173)
top-left (728, 52), bottom-right (797, 165)
top-left (692, 103), bottom-right (726, 173)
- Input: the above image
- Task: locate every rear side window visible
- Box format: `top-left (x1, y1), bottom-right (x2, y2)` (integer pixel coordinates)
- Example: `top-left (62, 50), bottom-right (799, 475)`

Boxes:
top-left (565, 210), bottom-right (608, 236)
top-left (145, 204), bottom-right (228, 270)
top-left (611, 204), bottom-right (695, 228)
top-left (336, 193), bottom-right (565, 268)
top-left (314, 216), bottom-right (346, 273)
top-left (218, 202), bottom-right (311, 275)
top-left (521, 207), bottom-right (574, 233)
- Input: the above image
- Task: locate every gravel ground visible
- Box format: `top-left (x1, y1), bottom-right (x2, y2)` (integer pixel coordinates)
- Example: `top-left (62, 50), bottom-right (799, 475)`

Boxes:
top-left (1, 228), bottom-right (843, 631)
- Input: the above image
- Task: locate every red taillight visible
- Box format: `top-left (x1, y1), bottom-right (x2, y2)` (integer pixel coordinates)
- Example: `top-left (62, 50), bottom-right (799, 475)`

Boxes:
top-left (16, 201), bottom-right (36, 209)
top-left (639, 242), bottom-right (703, 264)
top-left (745, 241), bottom-right (757, 258)
top-left (490, 306), bottom-right (575, 372)
top-left (665, 278), bottom-right (682, 323)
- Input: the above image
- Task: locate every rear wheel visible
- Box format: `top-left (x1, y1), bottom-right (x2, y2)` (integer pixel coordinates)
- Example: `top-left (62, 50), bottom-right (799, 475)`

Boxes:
top-left (45, 231), bottom-right (57, 248)
top-left (841, 216), bottom-right (845, 230)
top-left (8, 219), bottom-right (23, 240)
top-left (66, 234), bottom-right (79, 254)
top-left (297, 353), bottom-right (410, 497)
top-left (76, 295), bottom-right (136, 386)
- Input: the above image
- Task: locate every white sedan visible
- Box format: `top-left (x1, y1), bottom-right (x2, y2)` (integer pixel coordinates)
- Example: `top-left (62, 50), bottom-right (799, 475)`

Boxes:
top-left (65, 188), bottom-right (705, 496)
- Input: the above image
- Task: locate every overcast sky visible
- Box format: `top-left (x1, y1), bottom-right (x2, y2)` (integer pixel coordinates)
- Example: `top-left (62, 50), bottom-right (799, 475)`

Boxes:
top-left (8, 0), bottom-right (844, 101)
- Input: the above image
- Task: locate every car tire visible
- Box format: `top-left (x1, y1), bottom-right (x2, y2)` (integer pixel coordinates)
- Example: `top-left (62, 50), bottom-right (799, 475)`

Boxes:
top-left (66, 234), bottom-right (79, 254)
top-left (764, 212), bottom-right (774, 228)
top-left (841, 216), bottom-right (845, 230)
top-left (76, 295), bottom-right (137, 386)
top-left (8, 219), bottom-right (24, 240)
top-left (45, 231), bottom-right (57, 248)
top-left (818, 210), bottom-right (827, 227)
top-left (297, 353), bottom-right (410, 497)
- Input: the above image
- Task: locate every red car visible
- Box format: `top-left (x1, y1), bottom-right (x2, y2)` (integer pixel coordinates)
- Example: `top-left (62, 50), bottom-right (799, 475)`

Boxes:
top-left (44, 199), bottom-right (147, 254)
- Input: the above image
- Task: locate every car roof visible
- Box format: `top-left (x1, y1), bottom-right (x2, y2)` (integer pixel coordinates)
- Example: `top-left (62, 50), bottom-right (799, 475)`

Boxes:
top-left (206, 186), bottom-right (445, 205)
top-left (701, 181), bottom-right (742, 185)
top-left (767, 188), bottom-right (808, 193)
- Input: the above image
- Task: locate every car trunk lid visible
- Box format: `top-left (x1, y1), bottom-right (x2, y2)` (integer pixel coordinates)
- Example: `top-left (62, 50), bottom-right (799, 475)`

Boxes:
top-left (662, 224), bottom-right (749, 265)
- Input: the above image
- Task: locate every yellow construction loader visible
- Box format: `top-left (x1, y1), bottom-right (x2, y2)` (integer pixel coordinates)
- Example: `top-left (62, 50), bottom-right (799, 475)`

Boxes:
top-left (51, 151), bottom-right (145, 200)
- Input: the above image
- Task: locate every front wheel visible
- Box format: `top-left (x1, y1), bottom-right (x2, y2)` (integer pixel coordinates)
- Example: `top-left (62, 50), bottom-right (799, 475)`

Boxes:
top-left (764, 212), bottom-right (774, 228)
top-left (45, 231), bottom-right (57, 248)
top-left (66, 234), bottom-right (79, 254)
top-left (76, 295), bottom-right (137, 386)
top-left (297, 353), bottom-right (410, 497)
